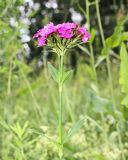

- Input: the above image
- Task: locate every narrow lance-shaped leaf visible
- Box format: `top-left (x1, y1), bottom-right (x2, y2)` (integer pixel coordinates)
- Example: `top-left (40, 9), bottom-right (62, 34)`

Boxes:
top-left (63, 118), bottom-right (85, 144)
top-left (0, 121), bottom-right (9, 130)
top-left (119, 43), bottom-right (128, 107)
top-left (119, 43), bottom-right (128, 92)
top-left (78, 45), bottom-right (90, 56)
top-left (90, 28), bottom-right (96, 44)
top-left (62, 70), bottom-right (73, 84)
top-left (30, 129), bottom-right (57, 145)
top-left (48, 62), bottom-right (59, 83)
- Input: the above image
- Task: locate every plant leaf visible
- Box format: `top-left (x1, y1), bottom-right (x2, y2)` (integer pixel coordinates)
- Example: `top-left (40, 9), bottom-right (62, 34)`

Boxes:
top-left (62, 70), bottom-right (73, 84)
top-left (122, 32), bottom-right (128, 41)
top-left (48, 62), bottom-right (58, 83)
top-left (119, 43), bottom-right (128, 107)
top-left (30, 129), bottom-right (57, 145)
top-left (101, 18), bottom-right (127, 56)
top-left (0, 121), bottom-right (9, 130)
top-left (90, 28), bottom-right (96, 43)
top-left (78, 45), bottom-right (90, 56)
top-left (63, 118), bottom-right (85, 144)
top-left (92, 95), bottom-right (112, 113)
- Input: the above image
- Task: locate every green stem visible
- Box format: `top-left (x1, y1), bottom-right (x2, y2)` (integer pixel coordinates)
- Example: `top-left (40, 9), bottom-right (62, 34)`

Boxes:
top-left (95, 0), bottom-right (125, 159)
top-left (95, 0), bottom-right (105, 47)
top-left (21, 147), bottom-right (25, 160)
top-left (58, 55), bottom-right (64, 158)
top-left (85, 0), bottom-right (98, 85)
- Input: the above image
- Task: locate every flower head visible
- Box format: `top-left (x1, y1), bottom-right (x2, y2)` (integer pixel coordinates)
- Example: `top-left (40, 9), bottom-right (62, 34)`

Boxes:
top-left (33, 22), bottom-right (56, 39)
top-left (33, 22), bottom-right (56, 46)
top-left (33, 22), bottom-right (90, 48)
top-left (37, 37), bottom-right (46, 46)
top-left (77, 27), bottom-right (91, 42)
top-left (56, 22), bottom-right (77, 39)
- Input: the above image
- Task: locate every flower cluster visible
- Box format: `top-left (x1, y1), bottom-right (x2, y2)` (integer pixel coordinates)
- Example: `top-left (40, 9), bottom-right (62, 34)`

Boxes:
top-left (33, 22), bottom-right (90, 47)
top-left (33, 22), bottom-right (56, 46)
top-left (56, 23), bottom-right (77, 39)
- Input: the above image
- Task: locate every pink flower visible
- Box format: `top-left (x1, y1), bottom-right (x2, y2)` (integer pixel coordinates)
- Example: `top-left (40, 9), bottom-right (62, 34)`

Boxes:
top-left (33, 22), bottom-right (56, 46)
top-left (33, 22), bottom-right (90, 47)
top-left (37, 37), bottom-right (46, 46)
top-left (77, 27), bottom-right (87, 35)
top-left (56, 23), bottom-right (77, 30)
top-left (77, 27), bottom-right (90, 42)
top-left (81, 30), bottom-right (90, 42)
top-left (56, 22), bottom-right (77, 39)
top-left (42, 22), bottom-right (56, 37)
top-left (33, 22), bottom-right (56, 38)
top-left (57, 28), bottom-right (73, 38)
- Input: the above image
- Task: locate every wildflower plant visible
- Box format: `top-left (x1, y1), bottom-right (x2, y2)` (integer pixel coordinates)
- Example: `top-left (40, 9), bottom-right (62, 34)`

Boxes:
top-left (33, 22), bottom-right (90, 159)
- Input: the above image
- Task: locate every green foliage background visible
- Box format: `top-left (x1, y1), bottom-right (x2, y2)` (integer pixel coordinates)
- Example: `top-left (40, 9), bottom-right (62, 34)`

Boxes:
top-left (0, 0), bottom-right (128, 159)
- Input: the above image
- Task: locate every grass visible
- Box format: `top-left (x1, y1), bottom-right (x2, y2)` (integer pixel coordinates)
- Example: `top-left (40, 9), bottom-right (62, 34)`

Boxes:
top-left (0, 60), bottom-right (128, 159)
